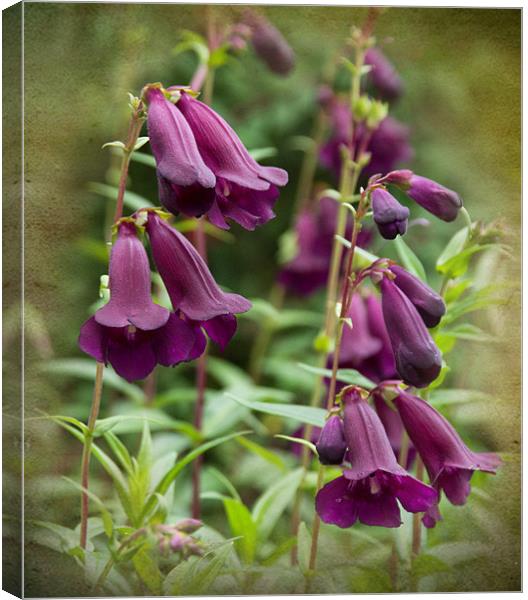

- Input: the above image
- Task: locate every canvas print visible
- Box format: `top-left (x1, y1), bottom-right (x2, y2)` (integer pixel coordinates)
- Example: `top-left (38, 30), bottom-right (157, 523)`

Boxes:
top-left (2, 2), bottom-right (521, 596)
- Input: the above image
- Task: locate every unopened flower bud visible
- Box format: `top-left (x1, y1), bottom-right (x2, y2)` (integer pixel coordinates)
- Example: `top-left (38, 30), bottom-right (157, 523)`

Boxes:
top-left (371, 187), bottom-right (409, 239)
top-left (174, 518), bottom-right (203, 534)
top-left (405, 175), bottom-right (462, 222)
top-left (243, 10), bottom-right (294, 75)
top-left (364, 47), bottom-right (403, 102)
top-left (316, 415), bottom-right (347, 465)
top-left (389, 265), bottom-right (446, 328)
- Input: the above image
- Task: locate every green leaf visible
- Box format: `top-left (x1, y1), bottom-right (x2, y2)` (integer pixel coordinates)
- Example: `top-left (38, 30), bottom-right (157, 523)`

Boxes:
top-left (227, 393), bottom-right (326, 427)
top-left (274, 434), bottom-right (317, 456)
top-left (132, 546), bottom-right (162, 594)
top-left (61, 477), bottom-right (113, 538)
top-left (87, 182), bottom-right (154, 211)
top-left (427, 542), bottom-right (490, 566)
top-left (129, 151), bottom-right (156, 168)
top-left (411, 553), bottom-right (450, 580)
top-left (437, 243), bottom-right (495, 279)
top-left (236, 437), bottom-right (286, 471)
top-left (252, 468), bottom-right (305, 543)
top-left (429, 388), bottom-right (493, 406)
top-left (296, 362), bottom-right (375, 390)
top-left (248, 147), bottom-right (277, 161)
top-left (133, 136), bottom-right (149, 151)
top-left (261, 536), bottom-right (297, 566)
top-left (102, 140), bottom-right (126, 151)
top-left (43, 359), bottom-right (144, 403)
top-left (223, 498), bottom-right (257, 564)
top-left (436, 227), bottom-right (470, 269)
top-left (444, 279), bottom-right (472, 304)
top-left (140, 431), bottom-right (250, 522)
top-left (297, 521), bottom-right (312, 574)
top-left (394, 236), bottom-right (427, 282)
top-left (441, 284), bottom-right (505, 325)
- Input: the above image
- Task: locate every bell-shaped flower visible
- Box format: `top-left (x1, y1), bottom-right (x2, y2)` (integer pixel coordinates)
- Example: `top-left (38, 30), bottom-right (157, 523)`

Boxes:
top-left (78, 221), bottom-right (202, 381)
top-left (316, 388), bottom-right (437, 528)
top-left (364, 47), bottom-right (403, 102)
top-left (174, 90), bottom-right (288, 230)
top-left (380, 277), bottom-right (442, 388)
top-left (371, 187), bottom-right (410, 239)
top-left (364, 295), bottom-right (398, 382)
top-left (316, 415), bottom-right (347, 465)
top-left (389, 265), bottom-right (446, 328)
top-left (405, 175), bottom-right (462, 222)
top-left (145, 86), bottom-right (217, 218)
top-left (243, 10), bottom-right (295, 75)
top-left (144, 211), bottom-right (251, 349)
top-left (394, 390), bottom-right (501, 507)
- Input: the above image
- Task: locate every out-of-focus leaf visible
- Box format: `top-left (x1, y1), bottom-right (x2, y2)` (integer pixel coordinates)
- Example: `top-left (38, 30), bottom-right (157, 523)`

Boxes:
top-left (411, 553), bottom-right (450, 580)
top-left (252, 468), bottom-right (304, 543)
top-left (223, 498), bottom-right (257, 564)
top-left (43, 359), bottom-right (144, 403)
top-left (240, 299), bottom-right (321, 330)
top-left (87, 181), bottom-right (154, 210)
top-left (261, 536), bottom-right (297, 566)
top-left (248, 147), bottom-right (277, 161)
top-left (104, 431), bottom-right (133, 474)
top-left (297, 521), bottom-right (311, 574)
top-left (275, 434), bottom-right (317, 456)
top-left (429, 388), bottom-right (493, 406)
top-left (296, 362), bottom-right (375, 389)
top-left (93, 411), bottom-right (200, 440)
top-left (441, 284), bottom-right (506, 325)
top-left (437, 243), bottom-right (496, 279)
top-left (62, 477), bottom-right (113, 538)
top-left (227, 393), bottom-right (326, 427)
top-left (129, 151), bottom-right (156, 168)
top-left (236, 436), bottom-right (286, 471)
top-left (132, 546), bottom-right (162, 594)
top-left (436, 227), bottom-right (470, 269)
top-left (444, 279), bottom-right (472, 304)
top-left (76, 237), bottom-right (109, 263)
top-left (427, 542), bottom-right (491, 566)
top-left (394, 236), bottom-right (427, 282)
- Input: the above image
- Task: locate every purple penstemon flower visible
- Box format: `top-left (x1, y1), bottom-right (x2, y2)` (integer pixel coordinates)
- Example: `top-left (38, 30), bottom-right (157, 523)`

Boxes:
top-left (173, 90), bottom-right (288, 230)
top-left (78, 221), bottom-right (202, 382)
top-left (143, 211), bottom-right (251, 349)
top-left (394, 390), bottom-right (501, 527)
top-left (371, 187), bottom-right (410, 239)
top-left (380, 276), bottom-right (442, 388)
top-left (389, 264), bottom-right (446, 328)
top-left (316, 388), bottom-right (437, 528)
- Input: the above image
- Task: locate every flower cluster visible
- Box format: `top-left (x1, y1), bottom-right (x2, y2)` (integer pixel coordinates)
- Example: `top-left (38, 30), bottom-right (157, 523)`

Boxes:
top-left (315, 386), bottom-right (501, 529)
top-left (145, 84), bottom-right (288, 230)
top-left (79, 212), bottom-right (251, 381)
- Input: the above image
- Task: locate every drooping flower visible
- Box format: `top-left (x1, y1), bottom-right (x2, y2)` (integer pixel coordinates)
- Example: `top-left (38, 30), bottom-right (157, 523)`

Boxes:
top-left (380, 277), bottom-right (442, 388)
top-left (316, 415), bottom-right (347, 465)
top-left (145, 86), bottom-right (216, 218)
top-left (144, 211), bottom-right (251, 349)
top-left (316, 388), bottom-right (437, 528)
top-left (371, 187), bottom-right (410, 239)
top-left (79, 221), bottom-right (202, 381)
top-left (362, 117), bottom-right (413, 180)
top-left (174, 90), bottom-right (288, 230)
top-left (242, 9), bottom-right (295, 75)
top-left (278, 197), bottom-right (371, 297)
top-left (394, 390), bottom-right (501, 525)
top-left (364, 47), bottom-right (403, 102)
top-left (389, 265), bottom-right (446, 327)
top-left (382, 170), bottom-right (462, 222)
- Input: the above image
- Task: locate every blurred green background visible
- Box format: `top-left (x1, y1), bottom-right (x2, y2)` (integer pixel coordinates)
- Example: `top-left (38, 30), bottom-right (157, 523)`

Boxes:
top-left (3, 3), bottom-right (520, 595)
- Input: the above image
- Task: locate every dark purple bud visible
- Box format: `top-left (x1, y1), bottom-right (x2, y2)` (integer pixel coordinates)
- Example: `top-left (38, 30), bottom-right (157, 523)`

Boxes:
top-left (394, 390), bottom-right (501, 507)
top-left (243, 10), bottom-right (295, 75)
top-left (175, 91), bottom-right (288, 230)
top-left (406, 175), bottom-right (462, 222)
top-left (316, 388), bottom-right (437, 528)
top-left (371, 187), bottom-right (409, 239)
top-left (95, 221), bottom-right (169, 331)
top-left (145, 86), bottom-right (216, 218)
top-left (389, 265), bottom-right (446, 328)
top-left (380, 278), bottom-right (442, 388)
top-left (316, 415), bottom-right (346, 465)
top-left (364, 47), bottom-right (403, 101)
top-left (145, 212), bottom-right (251, 349)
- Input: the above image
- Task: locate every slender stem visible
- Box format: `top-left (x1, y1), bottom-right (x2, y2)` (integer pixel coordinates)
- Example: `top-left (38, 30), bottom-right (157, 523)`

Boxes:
top-left (80, 361), bottom-right (104, 549)
top-left (412, 458), bottom-right (425, 557)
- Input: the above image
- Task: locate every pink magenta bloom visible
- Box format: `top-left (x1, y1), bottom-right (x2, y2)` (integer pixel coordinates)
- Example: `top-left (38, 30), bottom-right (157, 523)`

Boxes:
top-left (78, 221), bottom-right (201, 381)
top-left (144, 211), bottom-right (251, 349)
top-left (174, 91), bottom-right (288, 230)
top-left (380, 277), bottom-right (442, 388)
top-left (394, 390), bottom-right (501, 524)
top-left (316, 389), bottom-right (437, 528)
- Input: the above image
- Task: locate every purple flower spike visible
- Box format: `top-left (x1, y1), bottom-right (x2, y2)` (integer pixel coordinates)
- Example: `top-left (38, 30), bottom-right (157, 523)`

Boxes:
top-left (373, 391), bottom-right (415, 469)
top-left (175, 91), bottom-right (288, 230)
top-left (316, 415), bottom-right (346, 465)
top-left (145, 86), bottom-right (216, 218)
top-left (316, 389), bottom-right (437, 528)
top-left (389, 265), bottom-right (446, 328)
top-left (364, 295), bottom-right (398, 382)
top-left (363, 118), bottom-right (413, 180)
top-left (95, 221), bottom-right (170, 331)
top-left (405, 175), bottom-right (462, 222)
top-left (394, 390), bottom-right (501, 508)
top-left (365, 47), bottom-right (403, 102)
top-left (380, 277), bottom-right (442, 388)
top-left (145, 212), bottom-right (251, 348)
top-left (371, 187), bottom-right (410, 239)
top-left (338, 294), bottom-right (383, 365)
